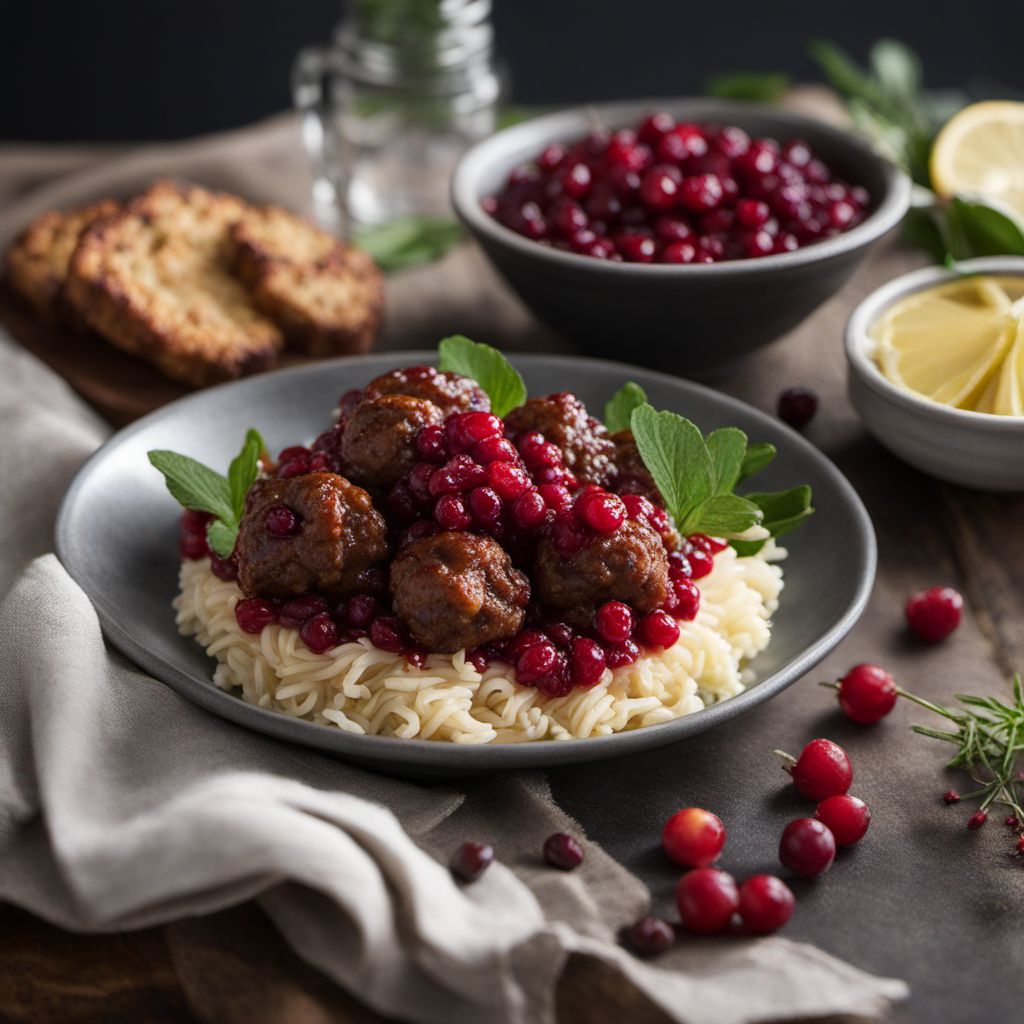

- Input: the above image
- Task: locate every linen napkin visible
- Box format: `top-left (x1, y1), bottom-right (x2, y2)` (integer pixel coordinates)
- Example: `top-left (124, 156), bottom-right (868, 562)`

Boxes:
top-left (0, 120), bottom-right (907, 1023)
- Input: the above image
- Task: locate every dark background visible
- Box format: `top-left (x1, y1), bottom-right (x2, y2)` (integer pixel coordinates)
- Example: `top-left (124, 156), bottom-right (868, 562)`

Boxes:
top-left (0, 0), bottom-right (1019, 142)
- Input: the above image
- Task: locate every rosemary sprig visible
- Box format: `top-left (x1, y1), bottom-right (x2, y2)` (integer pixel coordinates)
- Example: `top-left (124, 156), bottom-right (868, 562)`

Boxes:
top-left (897, 674), bottom-right (1024, 823)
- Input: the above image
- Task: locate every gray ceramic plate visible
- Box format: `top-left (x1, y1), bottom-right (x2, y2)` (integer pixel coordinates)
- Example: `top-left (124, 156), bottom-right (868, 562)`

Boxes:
top-left (56, 353), bottom-right (875, 776)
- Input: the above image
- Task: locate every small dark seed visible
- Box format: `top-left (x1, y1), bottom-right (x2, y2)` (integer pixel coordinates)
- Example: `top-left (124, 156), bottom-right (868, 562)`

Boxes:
top-left (450, 841), bottom-right (494, 882)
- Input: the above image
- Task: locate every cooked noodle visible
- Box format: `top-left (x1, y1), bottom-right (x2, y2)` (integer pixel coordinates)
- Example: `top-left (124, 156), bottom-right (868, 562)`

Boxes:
top-left (175, 543), bottom-right (784, 744)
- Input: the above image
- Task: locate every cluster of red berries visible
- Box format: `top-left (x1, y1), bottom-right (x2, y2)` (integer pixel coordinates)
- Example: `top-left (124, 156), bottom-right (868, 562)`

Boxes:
top-left (485, 112), bottom-right (869, 264)
top-left (178, 510), bottom-right (238, 581)
top-left (450, 830), bottom-right (584, 883)
top-left (234, 587), bottom-right (411, 659)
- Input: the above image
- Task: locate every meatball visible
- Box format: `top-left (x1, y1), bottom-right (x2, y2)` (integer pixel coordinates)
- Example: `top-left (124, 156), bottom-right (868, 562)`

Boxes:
top-left (610, 429), bottom-right (662, 505)
top-left (341, 394), bottom-right (443, 489)
top-left (360, 365), bottom-right (489, 418)
top-left (390, 531), bottom-right (529, 653)
top-left (236, 472), bottom-right (387, 600)
top-left (504, 392), bottom-right (617, 486)
top-left (533, 518), bottom-right (669, 629)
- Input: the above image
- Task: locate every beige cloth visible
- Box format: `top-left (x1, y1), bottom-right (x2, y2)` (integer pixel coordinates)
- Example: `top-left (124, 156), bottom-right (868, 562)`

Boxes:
top-left (0, 115), bottom-right (907, 1023)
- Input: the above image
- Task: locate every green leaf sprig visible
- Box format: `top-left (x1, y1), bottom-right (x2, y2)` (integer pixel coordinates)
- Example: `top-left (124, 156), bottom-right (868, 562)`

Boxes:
top-left (604, 382), bottom-right (648, 433)
top-left (437, 335), bottom-right (527, 417)
top-left (628, 401), bottom-right (812, 550)
top-left (354, 216), bottom-right (462, 274)
top-left (148, 429), bottom-right (265, 558)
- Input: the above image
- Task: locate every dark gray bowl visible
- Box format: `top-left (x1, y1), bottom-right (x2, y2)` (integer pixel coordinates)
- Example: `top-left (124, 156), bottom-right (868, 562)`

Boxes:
top-left (56, 352), bottom-right (874, 778)
top-left (451, 99), bottom-right (911, 375)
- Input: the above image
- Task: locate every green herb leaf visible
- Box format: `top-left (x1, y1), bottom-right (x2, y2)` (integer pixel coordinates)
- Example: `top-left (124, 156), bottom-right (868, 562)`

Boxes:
top-left (705, 71), bottom-right (791, 102)
top-left (147, 450), bottom-right (235, 524)
top-left (228, 428), bottom-right (265, 522)
top-left (706, 427), bottom-right (748, 496)
top-left (604, 382), bottom-right (648, 433)
top-left (739, 442), bottom-right (776, 481)
top-left (732, 485), bottom-right (814, 555)
top-left (437, 335), bottom-right (527, 417)
top-left (629, 404), bottom-right (713, 531)
top-left (949, 196), bottom-right (1024, 258)
top-left (690, 493), bottom-right (763, 537)
top-left (354, 216), bottom-right (462, 274)
top-left (205, 520), bottom-right (237, 559)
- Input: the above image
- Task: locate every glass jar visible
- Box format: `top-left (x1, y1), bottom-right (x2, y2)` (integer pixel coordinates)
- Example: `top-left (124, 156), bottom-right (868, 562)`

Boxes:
top-left (293, 0), bottom-right (502, 230)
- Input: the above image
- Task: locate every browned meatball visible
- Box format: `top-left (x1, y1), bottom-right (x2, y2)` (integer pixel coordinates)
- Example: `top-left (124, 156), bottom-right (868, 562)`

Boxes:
top-left (360, 365), bottom-right (489, 418)
top-left (504, 392), bottom-right (617, 486)
top-left (533, 519), bottom-right (669, 629)
top-left (390, 531), bottom-right (529, 653)
top-left (340, 395), bottom-right (443, 489)
top-left (610, 429), bottom-right (662, 505)
top-left (236, 472), bottom-right (387, 599)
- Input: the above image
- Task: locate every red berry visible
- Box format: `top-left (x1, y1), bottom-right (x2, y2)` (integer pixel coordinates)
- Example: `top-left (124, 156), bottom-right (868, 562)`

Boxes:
top-left (445, 411), bottom-right (503, 452)
top-left (434, 493), bottom-right (472, 530)
top-left (679, 174), bottom-right (724, 212)
top-left (209, 555), bottom-right (238, 581)
top-left (616, 232), bottom-right (658, 263)
top-left (511, 488), bottom-right (548, 530)
top-left (562, 162), bottom-right (592, 199)
top-left (539, 483), bottom-right (573, 512)
top-left (468, 486), bottom-right (503, 527)
top-left (662, 239), bottom-right (698, 263)
top-left (596, 601), bottom-right (634, 643)
top-left (836, 663), bottom-right (898, 724)
top-left (569, 637), bottom-right (606, 688)
top-left (676, 868), bottom-right (739, 934)
top-left (576, 490), bottom-right (626, 533)
top-left (504, 628), bottom-right (547, 665)
top-left (604, 639), bottom-right (640, 668)
top-left (1006, 815), bottom-right (1019, 828)
top-left (369, 616), bottom-right (406, 653)
top-left (967, 810), bottom-right (988, 831)
top-left (300, 612), bottom-right (339, 654)
top-left (451, 841), bottom-right (494, 882)
top-left (777, 387), bottom-right (818, 430)
top-left (473, 436), bottom-right (518, 465)
top-left (1016, 835), bottom-right (1024, 855)
top-left (662, 807), bottom-right (726, 867)
top-left (672, 578), bottom-right (701, 621)
top-left (624, 915), bottom-right (675, 956)
top-left (736, 198), bottom-right (770, 228)
top-left (905, 587), bottom-right (963, 643)
top-left (737, 875), bottom-right (795, 933)
top-left (544, 832), bottom-right (584, 870)
top-left (815, 794), bottom-right (871, 846)
top-left (516, 640), bottom-right (559, 685)
top-left (943, 789), bottom-right (960, 804)
top-left (415, 423), bottom-right (448, 463)
top-left (344, 594), bottom-right (380, 628)
top-left (687, 547), bottom-right (714, 579)
top-left (279, 595), bottom-right (329, 629)
top-left (786, 738), bottom-right (853, 800)
top-left (640, 164), bottom-right (682, 210)
top-left (638, 610), bottom-right (680, 649)
top-left (779, 818), bottom-right (836, 877)
top-left (234, 597), bottom-right (277, 634)
top-left (265, 504), bottom-right (300, 537)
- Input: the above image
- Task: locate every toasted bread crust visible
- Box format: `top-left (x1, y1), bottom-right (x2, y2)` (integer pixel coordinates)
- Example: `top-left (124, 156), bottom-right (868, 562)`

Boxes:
top-left (231, 205), bottom-right (384, 357)
top-left (5, 199), bottom-right (120, 324)
top-left (65, 182), bottom-right (284, 387)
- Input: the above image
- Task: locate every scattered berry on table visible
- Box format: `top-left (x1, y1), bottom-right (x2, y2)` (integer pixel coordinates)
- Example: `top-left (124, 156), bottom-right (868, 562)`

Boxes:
top-left (544, 832), bottom-right (584, 870)
top-left (966, 810), bottom-right (988, 831)
top-left (777, 387), bottom-right (819, 430)
top-left (661, 807), bottom-right (727, 868)
top-left (451, 841), bottom-right (495, 882)
top-left (780, 738), bottom-right (853, 800)
top-left (905, 586), bottom-right (963, 643)
top-left (779, 818), bottom-right (837, 877)
top-left (737, 875), bottom-right (795, 933)
top-left (624, 915), bottom-right (676, 956)
top-left (676, 868), bottom-right (740, 934)
top-left (943, 790), bottom-right (961, 804)
top-left (815, 794), bottom-right (871, 846)
top-left (836, 663), bottom-right (898, 724)
top-left (1017, 835), bottom-right (1024, 855)
top-left (1006, 815), bottom-right (1020, 829)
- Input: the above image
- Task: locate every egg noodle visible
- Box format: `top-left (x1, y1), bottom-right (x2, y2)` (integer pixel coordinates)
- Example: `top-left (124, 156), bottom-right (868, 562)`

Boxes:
top-left (175, 543), bottom-right (784, 744)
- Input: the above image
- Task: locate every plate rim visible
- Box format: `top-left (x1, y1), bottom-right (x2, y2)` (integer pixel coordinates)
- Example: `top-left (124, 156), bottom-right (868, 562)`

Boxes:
top-left (55, 350), bottom-right (876, 771)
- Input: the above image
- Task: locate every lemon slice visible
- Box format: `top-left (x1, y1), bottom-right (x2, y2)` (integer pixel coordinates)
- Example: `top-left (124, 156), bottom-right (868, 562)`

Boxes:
top-left (931, 101), bottom-right (1024, 217)
top-left (989, 319), bottom-right (1024, 416)
top-left (873, 278), bottom-right (1015, 408)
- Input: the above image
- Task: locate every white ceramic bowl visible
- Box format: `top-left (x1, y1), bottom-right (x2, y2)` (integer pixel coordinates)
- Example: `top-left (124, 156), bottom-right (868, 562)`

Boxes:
top-left (845, 256), bottom-right (1024, 492)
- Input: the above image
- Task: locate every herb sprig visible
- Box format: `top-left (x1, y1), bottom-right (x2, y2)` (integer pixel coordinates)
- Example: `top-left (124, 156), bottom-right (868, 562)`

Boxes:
top-left (438, 335), bottom-right (527, 417)
top-left (148, 429), bottom-right (265, 557)
top-left (354, 216), bottom-right (462, 274)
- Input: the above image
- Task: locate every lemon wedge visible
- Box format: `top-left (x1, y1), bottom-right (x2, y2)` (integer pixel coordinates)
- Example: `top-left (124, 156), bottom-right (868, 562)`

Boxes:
top-left (931, 101), bottom-right (1024, 217)
top-left (873, 277), bottom-right (1015, 408)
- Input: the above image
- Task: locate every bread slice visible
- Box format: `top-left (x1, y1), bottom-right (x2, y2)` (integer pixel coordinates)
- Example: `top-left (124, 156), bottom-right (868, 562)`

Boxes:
top-left (5, 199), bottom-right (120, 323)
top-left (65, 181), bottom-right (285, 387)
top-left (231, 205), bottom-right (384, 357)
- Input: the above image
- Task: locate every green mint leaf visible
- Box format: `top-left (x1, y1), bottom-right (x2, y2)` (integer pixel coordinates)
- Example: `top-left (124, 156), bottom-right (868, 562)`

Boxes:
top-left (739, 442), bottom-right (776, 481)
top-left (869, 38), bottom-right (922, 101)
top-left (354, 216), bottom-right (462, 273)
top-left (732, 486), bottom-right (814, 555)
top-left (629, 404), bottom-right (713, 530)
top-left (690, 494), bottom-right (763, 537)
top-left (604, 382), bottom-right (648, 433)
top-left (228, 428), bottom-right (266, 522)
top-left (437, 335), bottom-right (527, 417)
top-left (206, 520), bottom-right (238, 559)
top-left (705, 71), bottom-right (791, 102)
top-left (949, 196), bottom-right (1024, 258)
top-left (706, 428), bottom-right (748, 495)
top-left (147, 450), bottom-right (234, 525)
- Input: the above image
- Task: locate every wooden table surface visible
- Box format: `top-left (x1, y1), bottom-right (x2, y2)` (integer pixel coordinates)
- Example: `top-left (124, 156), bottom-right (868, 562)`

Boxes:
top-left (2, 241), bottom-right (1023, 1024)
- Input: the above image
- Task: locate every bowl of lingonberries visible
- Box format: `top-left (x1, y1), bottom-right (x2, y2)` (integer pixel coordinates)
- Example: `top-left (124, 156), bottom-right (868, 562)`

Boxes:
top-left (452, 99), bottom-right (910, 374)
